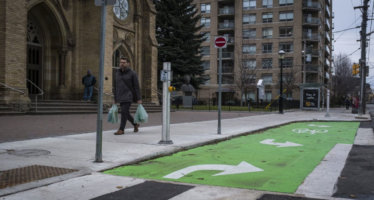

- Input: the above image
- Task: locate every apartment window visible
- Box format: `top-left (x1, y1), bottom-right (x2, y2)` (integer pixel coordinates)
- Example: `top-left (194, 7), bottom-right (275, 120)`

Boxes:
top-left (204, 79), bottom-right (210, 85)
top-left (262, 74), bottom-right (273, 85)
top-left (243, 14), bottom-right (256, 24)
top-left (262, 0), bottom-right (273, 8)
top-left (262, 13), bottom-right (273, 23)
top-left (279, 26), bottom-right (293, 37)
top-left (202, 61), bottom-right (210, 70)
top-left (262, 58), bottom-right (273, 69)
top-left (262, 27), bottom-right (273, 38)
top-left (201, 17), bottom-right (211, 27)
top-left (243, 29), bottom-right (256, 39)
top-left (222, 75), bottom-right (234, 84)
top-left (243, 0), bottom-right (256, 10)
top-left (201, 46), bottom-right (210, 56)
top-left (282, 57), bottom-right (293, 68)
top-left (279, 0), bottom-right (294, 6)
top-left (201, 32), bottom-right (210, 42)
top-left (279, 42), bottom-right (294, 52)
top-left (279, 12), bottom-right (294, 21)
top-left (243, 59), bottom-right (256, 69)
top-left (243, 44), bottom-right (256, 55)
top-left (262, 43), bottom-right (273, 53)
top-left (201, 3), bottom-right (211, 13)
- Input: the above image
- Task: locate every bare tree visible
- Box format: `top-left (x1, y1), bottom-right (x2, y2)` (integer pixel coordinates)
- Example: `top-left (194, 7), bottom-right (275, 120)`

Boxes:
top-left (234, 62), bottom-right (257, 106)
top-left (332, 53), bottom-right (359, 104)
top-left (272, 68), bottom-right (298, 101)
top-left (282, 69), bottom-right (298, 99)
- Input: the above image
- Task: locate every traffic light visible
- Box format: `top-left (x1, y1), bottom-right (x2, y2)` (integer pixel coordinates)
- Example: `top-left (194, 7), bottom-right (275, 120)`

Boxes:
top-left (168, 86), bottom-right (176, 92)
top-left (352, 63), bottom-right (360, 75)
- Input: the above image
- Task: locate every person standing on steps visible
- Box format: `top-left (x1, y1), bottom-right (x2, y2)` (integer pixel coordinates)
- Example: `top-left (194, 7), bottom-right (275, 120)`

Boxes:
top-left (82, 70), bottom-right (96, 101)
top-left (113, 57), bottom-right (142, 135)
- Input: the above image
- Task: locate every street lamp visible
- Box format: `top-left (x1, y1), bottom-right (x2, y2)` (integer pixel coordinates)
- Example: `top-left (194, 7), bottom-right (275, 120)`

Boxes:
top-left (279, 50), bottom-right (285, 114)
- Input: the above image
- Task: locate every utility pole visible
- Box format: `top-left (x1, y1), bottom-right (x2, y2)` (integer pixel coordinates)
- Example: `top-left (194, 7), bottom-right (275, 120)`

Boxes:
top-left (355, 0), bottom-right (369, 115)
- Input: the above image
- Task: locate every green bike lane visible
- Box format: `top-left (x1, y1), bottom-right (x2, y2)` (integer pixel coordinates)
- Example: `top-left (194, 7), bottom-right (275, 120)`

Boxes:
top-left (104, 122), bottom-right (359, 193)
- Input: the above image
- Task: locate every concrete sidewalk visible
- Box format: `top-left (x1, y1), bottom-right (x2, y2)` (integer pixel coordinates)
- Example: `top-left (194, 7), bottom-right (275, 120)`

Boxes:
top-left (0, 108), bottom-right (371, 200)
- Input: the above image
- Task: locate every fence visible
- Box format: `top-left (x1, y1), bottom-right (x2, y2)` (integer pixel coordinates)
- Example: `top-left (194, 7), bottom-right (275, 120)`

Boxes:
top-left (171, 97), bottom-right (300, 112)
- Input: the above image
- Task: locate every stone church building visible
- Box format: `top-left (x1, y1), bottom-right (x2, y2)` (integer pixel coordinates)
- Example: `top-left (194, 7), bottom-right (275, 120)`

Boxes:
top-left (0, 0), bottom-right (158, 110)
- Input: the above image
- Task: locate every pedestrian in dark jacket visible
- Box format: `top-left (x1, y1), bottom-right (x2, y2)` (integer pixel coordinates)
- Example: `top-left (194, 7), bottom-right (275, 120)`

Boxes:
top-left (113, 57), bottom-right (142, 135)
top-left (82, 70), bottom-right (96, 101)
top-left (345, 97), bottom-right (350, 110)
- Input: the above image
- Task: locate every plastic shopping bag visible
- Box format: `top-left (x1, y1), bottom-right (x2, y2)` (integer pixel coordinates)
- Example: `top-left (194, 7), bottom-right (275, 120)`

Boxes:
top-left (107, 104), bottom-right (119, 124)
top-left (134, 104), bottom-right (148, 124)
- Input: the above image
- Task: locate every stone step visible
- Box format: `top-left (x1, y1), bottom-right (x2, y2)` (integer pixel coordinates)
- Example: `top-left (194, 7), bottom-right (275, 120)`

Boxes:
top-left (0, 101), bottom-right (162, 115)
top-left (0, 111), bottom-right (26, 116)
top-left (27, 108), bottom-right (162, 115)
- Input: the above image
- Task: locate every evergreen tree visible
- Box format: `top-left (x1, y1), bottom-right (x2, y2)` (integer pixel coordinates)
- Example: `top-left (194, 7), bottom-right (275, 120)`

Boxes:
top-left (155, 0), bottom-right (209, 89)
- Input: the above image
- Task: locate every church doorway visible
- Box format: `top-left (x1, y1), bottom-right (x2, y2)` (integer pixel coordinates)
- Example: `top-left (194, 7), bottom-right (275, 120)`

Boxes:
top-left (27, 2), bottom-right (64, 99)
top-left (27, 17), bottom-right (43, 95)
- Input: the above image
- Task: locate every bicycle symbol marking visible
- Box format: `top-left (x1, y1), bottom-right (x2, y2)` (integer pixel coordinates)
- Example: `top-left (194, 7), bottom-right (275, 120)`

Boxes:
top-left (292, 128), bottom-right (328, 135)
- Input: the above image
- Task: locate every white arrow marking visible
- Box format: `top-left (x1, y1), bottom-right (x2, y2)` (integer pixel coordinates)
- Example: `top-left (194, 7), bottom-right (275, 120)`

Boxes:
top-left (308, 124), bottom-right (331, 128)
top-left (260, 139), bottom-right (303, 147)
top-left (163, 161), bottom-right (263, 179)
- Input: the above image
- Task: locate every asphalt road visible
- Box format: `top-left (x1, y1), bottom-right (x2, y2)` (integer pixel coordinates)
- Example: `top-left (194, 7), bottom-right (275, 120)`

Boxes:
top-left (0, 111), bottom-right (268, 143)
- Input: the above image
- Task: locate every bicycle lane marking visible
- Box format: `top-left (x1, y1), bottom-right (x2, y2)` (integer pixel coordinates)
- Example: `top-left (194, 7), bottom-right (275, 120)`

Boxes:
top-left (104, 122), bottom-right (359, 193)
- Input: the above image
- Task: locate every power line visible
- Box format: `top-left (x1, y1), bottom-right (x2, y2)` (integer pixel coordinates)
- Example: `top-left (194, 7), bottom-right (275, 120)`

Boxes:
top-left (333, 26), bottom-right (360, 33)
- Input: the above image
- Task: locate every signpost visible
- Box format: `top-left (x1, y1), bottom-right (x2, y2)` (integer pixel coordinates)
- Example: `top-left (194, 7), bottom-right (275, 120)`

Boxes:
top-left (214, 36), bottom-right (227, 135)
top-left (95, 0), bottom-right (116, 163)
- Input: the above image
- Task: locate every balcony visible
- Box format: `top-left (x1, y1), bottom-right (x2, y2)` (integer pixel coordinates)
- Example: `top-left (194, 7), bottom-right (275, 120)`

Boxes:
top-left (226, 36), bottom-right (235, 45)
top-left (219, 7), bottom-right (234, 15)
top-left (303, 32), bottom-right (320, 41)
top-left (221, 52), bottom-right (234, 59)
top-left (303, 17), bottom-right (320, 26)
top-left (325, 4), bottom-right (331, 18)
top-left (325, 18), bottom-right (331, 31)
top-left (325, 32), bottom-right (331, 43)
top-left (218, 21), bottom-right (235, 30)
top-left (305, 64), bottom-right (319, 72)
top-left (305, 49), bottom-right (319, 57)
top-left (302, 1), bottom-right (321, 11)
top-left (325, 46), bottom-right (331, 55)
top-left (222, 65), bottom-right (234, 73)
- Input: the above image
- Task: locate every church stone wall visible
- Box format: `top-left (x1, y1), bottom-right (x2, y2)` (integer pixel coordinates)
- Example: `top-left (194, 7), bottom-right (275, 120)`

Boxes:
top-left (0, 0), bottom-right (30, 107)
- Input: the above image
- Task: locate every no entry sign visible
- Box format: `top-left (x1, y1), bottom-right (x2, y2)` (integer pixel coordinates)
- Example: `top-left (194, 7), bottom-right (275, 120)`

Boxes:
top-left (215, 36), bottom-right (227, 48)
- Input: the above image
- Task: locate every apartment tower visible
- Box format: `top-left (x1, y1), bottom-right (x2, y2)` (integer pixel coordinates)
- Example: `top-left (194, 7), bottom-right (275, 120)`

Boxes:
top-left (193, 0), bottom-right (333, 108)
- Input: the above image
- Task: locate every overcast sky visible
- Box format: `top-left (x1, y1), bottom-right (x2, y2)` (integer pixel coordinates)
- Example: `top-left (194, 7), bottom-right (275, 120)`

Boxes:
top-left (333, 0), bottom-right (374, 85)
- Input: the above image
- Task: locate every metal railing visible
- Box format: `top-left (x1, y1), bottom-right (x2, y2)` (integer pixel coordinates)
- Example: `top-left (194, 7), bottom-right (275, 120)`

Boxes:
top-left (0, 82), bottom-right (25, 95)
top-left (27, 79), bottom-right (44, 112)
top-left (219, 7), bottom-right (234, 15)
top-left (26, 79), bottom-right (44, 112)
top-left (303, 17), bottom-right (320, 25)
top-left (0, 81), bottom-right (26, 112)
top-left (218, 22), bottom-right (235, 29)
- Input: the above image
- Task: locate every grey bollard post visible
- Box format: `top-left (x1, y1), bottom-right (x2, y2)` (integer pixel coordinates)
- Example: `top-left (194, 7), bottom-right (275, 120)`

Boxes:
top-left (159, 62), bottom-right (173, 144)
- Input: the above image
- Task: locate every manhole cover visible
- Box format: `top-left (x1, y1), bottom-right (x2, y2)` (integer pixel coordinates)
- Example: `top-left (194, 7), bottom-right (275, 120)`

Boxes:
top-left (7, 149), bottom-right (50, 157)
top-left (0, 165), bottom-right (77, 189)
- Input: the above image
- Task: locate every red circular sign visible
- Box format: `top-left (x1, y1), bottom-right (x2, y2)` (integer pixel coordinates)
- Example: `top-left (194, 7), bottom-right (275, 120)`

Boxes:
top-left (215, 37), bottom-right (227, 48)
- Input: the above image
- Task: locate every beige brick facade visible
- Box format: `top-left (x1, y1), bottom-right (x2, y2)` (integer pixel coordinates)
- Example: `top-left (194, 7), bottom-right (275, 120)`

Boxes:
top-left (0, 0), bottom-right (158, 108)
top-left (193, 0), bottom-right (333, 106)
